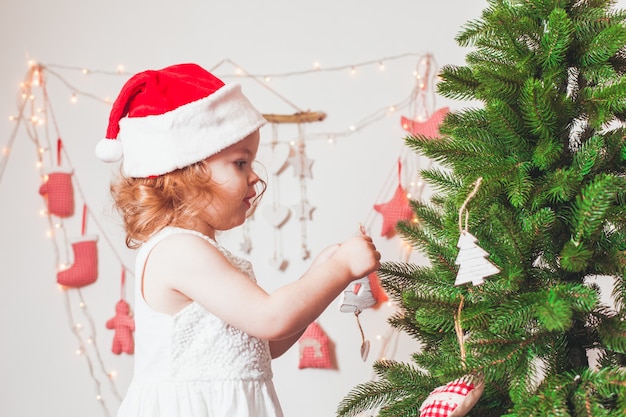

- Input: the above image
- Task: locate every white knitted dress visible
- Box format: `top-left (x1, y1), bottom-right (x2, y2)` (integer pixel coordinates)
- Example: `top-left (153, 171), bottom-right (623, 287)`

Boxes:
top-left (116, 227), bottom-right (283, 417)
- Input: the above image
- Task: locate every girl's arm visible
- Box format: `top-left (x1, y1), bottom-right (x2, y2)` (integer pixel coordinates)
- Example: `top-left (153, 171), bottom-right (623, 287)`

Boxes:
top-left (142, 233), bottom-right (380, 341)
top-left (267, 243), bottom-right (342, 358)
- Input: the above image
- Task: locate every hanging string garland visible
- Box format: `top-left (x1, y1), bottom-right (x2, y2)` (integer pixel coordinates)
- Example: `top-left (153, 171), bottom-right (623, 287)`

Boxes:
top-left (261, 122), bottom-right (292, 270)
top-left (401, 53), bottom-right (450, 138)
top-left (257, 111), bottom-right (326, 265)
top-left (4, 64), bottom-right (125, 416)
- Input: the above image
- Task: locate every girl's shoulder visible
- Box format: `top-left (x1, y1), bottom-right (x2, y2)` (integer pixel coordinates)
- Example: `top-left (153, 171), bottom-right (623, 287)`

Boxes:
top-left (145, 227), bottom-right (254, 278)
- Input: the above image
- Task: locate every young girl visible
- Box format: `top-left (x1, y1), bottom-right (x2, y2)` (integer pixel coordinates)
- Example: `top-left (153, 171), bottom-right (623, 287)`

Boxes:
top-left (96, 63), bottom-right (381, 417)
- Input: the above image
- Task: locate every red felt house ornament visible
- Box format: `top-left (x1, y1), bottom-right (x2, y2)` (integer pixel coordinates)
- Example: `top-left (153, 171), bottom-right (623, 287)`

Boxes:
top-left (298, 321), bottom-right (333, 369)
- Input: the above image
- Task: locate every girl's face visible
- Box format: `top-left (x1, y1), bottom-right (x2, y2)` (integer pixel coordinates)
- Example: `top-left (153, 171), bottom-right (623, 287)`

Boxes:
top-left (196, 131), bottom-right (261, 236)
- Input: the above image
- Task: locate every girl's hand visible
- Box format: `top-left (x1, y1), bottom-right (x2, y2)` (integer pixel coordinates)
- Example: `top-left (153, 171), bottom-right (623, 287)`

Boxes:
top-left (332, 234), bottom-right (380, 279)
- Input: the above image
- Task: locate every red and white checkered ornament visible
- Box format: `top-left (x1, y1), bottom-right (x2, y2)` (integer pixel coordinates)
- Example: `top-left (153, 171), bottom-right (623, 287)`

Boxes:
top-left (298, 321), bottom-right (333, 369)
top-left (419, 378), bottom-right (484, 417)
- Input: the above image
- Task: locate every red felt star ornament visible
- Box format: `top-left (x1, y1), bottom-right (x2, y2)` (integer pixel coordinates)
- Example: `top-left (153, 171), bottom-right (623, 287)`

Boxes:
top-left (401, 106), bottom-right (449, 137)
top-left (374, 160), bottom-right (414, 238)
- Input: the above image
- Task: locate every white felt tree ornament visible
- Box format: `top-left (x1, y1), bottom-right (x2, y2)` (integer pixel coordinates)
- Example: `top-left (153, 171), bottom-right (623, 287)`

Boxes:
top-left (454, 231), bottom-right (499, 286)
top-left (454, 177), bottom-right (499, 287)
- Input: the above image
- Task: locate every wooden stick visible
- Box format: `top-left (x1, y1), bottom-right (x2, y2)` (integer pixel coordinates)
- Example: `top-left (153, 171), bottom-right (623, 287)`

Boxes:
top-left (262, 111), bottom-right (327, 124)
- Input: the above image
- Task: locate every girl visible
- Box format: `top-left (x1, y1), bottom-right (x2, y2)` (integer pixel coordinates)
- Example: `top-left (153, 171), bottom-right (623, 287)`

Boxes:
top-left (96, 63), bottom-right (381, 417)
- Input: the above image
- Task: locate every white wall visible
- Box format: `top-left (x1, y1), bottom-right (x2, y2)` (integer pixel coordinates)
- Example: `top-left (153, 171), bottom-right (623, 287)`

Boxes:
top-left (3, 1), bottom-right (621, 417)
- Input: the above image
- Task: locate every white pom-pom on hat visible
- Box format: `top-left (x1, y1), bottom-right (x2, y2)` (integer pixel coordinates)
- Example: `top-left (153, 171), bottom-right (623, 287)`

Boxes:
top-left (95, 138), bottom-right (123, 162)
top-left (96, 63), bottom-right (266, 178)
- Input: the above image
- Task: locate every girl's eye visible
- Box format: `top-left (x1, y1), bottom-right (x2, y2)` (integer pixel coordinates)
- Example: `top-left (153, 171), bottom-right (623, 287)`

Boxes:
top-left (235, 160), bottom-right (247, 168)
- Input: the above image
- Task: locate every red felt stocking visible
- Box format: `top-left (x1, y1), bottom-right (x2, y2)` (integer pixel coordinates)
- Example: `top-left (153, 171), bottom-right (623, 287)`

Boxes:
top-left (57, 236), bottom-right (98, 288)
top-left (39, 169), bottom-right (74, 217)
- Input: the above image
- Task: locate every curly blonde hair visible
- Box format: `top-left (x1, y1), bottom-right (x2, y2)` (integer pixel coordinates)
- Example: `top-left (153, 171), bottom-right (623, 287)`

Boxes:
top-left (111, 161), bottom-right (266, 249)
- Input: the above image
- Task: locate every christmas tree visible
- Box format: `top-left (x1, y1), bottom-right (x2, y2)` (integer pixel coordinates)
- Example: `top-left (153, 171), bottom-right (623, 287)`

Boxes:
top-left (339, 1), bottom-right (626, 416)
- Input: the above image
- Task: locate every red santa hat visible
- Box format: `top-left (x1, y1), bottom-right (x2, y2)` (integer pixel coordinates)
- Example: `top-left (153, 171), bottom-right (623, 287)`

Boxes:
top-left (95, 63), bottom-right (266, 178)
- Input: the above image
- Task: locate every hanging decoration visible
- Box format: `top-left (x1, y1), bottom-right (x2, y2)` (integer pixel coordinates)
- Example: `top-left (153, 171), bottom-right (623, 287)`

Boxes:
top-left (368, 272), bottom-right (388, 308)
top-left (401, 106), bottom-right (449, 137)
top-left (57, 204), bottom-right (99, 288)
top-left (454, 178), bottom-right (500, 287)
top-left (259, 111), bottom-right (326, 265)
top-left (298, 321), bottom-right (334, 369)
top-left (419, 377), bottom-right (485, 417)
top-left (400, 53), bottom-right (449, 139)
top-left (419, 294), bottom-right (485, 417)
top-left (373, 159), bottom-right (414, 238)
top-left (260, 123), bottom-right (292, 270)
top-left (419, 179), bottom-right (500, 417)
top-left (3, 63), bottom-right (124, 416)
top-left (37, 138), bottom-right (75, 217)
top-left (338, 225), bottom-right (382, 361)
top-left (106, 268), bottom-right (135, 355)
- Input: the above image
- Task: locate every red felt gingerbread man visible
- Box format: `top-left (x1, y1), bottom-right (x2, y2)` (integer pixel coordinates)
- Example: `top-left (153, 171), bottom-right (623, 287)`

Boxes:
top-left (106, 299), bottom-right (135, 355)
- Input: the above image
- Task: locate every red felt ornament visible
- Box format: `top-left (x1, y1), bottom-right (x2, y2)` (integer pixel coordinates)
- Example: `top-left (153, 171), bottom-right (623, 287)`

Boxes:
top-left (374, 160), bottom-right (413, 238)
top-left (106, 299), bottom-right (135, 355)
top-left (57, 205), bottom-right (98, 288)
top-left (106, 268), bottom-right (135, 355)
top-left (57, 236), bottom-right (98, 288)
top-left (38, 139), bottom-right (74, 217)
top-left (39, 168), bottom-right (74, 218)
top-left (401, 106), bottom-right (449, 137)
top-left (298, 321), bottom-right (333, 369)
top-left (419, 378), bottom-right (484, 417)
top-left (368, 272), bottom-right (388, 308)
